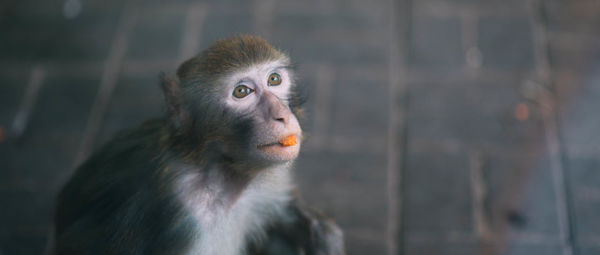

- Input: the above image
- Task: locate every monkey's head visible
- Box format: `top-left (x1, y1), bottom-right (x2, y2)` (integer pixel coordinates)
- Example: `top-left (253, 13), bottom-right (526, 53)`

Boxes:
top-left (162, 35), bottom-right (304, 168)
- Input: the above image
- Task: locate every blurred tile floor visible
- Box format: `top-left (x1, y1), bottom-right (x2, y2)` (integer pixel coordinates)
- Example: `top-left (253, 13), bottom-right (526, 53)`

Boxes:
top-left (1, 0), bottom-right (600, 254)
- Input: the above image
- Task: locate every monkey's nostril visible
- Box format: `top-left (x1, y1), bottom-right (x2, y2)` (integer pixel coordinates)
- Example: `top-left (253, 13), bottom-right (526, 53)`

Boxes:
top-left (275, 117), bottom-right (285, 123)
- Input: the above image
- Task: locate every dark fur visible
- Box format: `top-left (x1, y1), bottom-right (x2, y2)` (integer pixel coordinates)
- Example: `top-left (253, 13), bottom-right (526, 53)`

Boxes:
top-left (54, 35), bottom-right (343, 255)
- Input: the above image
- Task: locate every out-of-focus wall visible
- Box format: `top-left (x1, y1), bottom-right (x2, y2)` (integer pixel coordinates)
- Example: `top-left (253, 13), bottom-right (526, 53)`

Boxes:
top-left (0, 0), bottom-right (599, 254)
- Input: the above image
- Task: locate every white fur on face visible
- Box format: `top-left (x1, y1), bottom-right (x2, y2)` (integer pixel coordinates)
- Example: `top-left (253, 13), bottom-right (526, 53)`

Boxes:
top-left (222, 60), bottom-right (293, 113)
top-left (176, 163), bottom-right (294, 255)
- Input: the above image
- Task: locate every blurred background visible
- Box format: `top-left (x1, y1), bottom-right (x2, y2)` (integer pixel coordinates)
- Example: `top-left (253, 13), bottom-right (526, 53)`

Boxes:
top-left (1, 0), bottom-right (600, 254)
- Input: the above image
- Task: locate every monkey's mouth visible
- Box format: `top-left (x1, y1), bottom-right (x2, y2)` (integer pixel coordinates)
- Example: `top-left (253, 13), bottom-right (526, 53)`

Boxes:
top-left (258, 142), bottom-right (282, 148)
top-left (256, 135), bottom-right (300, 161)
top-left (257, 135), bottom-right (299, 149)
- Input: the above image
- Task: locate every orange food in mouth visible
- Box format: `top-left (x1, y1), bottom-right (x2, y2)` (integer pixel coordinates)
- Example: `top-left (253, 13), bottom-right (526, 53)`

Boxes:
top-left (279, 135), bottom-right (297, 147)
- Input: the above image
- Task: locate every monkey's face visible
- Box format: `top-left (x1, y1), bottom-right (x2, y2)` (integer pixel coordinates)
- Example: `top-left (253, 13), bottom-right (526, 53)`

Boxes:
top-left (219, 60), bottom-right (302, 164)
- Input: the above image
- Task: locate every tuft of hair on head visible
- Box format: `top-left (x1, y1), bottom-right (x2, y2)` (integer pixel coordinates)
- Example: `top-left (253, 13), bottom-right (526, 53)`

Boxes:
top-left (176, 35), bottom-right (289, 85)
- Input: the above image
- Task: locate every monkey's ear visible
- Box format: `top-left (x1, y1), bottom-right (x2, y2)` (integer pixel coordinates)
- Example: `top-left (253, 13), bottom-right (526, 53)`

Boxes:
top-left (159, 73), bottom-right (188, 130)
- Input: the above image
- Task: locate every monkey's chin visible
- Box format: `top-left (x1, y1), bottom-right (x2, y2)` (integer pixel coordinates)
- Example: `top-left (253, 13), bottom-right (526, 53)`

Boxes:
top-left (257, 143), bottom-right (300, 162)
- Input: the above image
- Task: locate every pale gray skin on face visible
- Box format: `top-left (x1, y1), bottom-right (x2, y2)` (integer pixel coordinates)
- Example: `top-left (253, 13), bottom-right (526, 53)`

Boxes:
top-left (221, 60), bottom-right (302, 164)
top-left (54, 35), bottom-right (344, 255)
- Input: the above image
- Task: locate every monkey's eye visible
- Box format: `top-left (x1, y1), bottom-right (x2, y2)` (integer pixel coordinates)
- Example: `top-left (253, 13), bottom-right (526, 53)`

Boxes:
top-left (267, 73), bottom-right (282, 86)
top-left (233, 85), bottom-right (254, 98)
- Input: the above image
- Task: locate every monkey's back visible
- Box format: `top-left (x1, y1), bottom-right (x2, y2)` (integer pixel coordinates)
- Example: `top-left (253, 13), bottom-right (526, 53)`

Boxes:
top-left (55, 119), bottom-right (194, 254)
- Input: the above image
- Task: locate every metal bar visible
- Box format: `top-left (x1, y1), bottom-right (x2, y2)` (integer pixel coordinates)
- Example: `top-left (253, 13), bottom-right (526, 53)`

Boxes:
top-left (12, 65), bottom-right (46, 139)
top-left (527, 0), bottom-right (577, 254)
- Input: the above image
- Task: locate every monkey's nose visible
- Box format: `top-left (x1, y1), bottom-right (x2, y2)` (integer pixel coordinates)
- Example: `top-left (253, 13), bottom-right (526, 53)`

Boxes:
top-left (262, 92), bottom-right (289, 124)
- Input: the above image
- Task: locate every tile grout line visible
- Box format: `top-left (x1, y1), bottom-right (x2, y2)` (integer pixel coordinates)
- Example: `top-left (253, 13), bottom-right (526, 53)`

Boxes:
top-left (387, 0), bottom-right (411, 254)
top-left (405, 230), bottom-right (560, 244)
top-left (74, 0), bottom-right (140, 167)
top-left (0, 60), bottom-right (569, 85)
top-left (414, 1), bottom-right (529, 18)
top-left (178, 2), bottom-right (208, 63)
top-left (12, 65), bottom-right (46, 139)
top-left (527, 0), bottom-right (576, 255)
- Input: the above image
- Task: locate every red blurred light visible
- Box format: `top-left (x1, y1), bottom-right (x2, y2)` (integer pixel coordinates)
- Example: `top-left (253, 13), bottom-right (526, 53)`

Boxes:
top-left (515, 103), bottom-right (530, 121)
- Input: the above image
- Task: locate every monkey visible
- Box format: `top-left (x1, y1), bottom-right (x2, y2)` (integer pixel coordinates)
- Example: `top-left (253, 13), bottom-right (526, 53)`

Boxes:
top-left (54, 35), bottom-right (345, 255)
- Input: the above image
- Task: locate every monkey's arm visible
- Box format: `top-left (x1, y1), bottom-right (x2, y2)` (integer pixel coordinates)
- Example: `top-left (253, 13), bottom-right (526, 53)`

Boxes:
top-left (292, 201), bottom-right (346, 255)
top-left (250, 198), bottom-right (345, 255)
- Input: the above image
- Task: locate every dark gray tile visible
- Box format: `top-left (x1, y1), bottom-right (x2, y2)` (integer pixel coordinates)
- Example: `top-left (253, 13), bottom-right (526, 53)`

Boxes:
top-left (330, 75), bottom-right (388, 140)
top-left (0, 1), bottom-right (63, 60)
top-left (485, 155), bottom-right (560, 235)
top-left (448, 0), bottom-right (523, 2)
top-left (544, 0), bottom-right (600, 35)
top-left (12, 72), bottom-right (99, 184)
top-left (0, 190), bottom-right (54, 229)
top-left (478, 17), bottom-right (534, 70)
top-left (578, 246), bottom-right (600, 255)
top-left (285, 42), bottom-right (387, 67)
top-left (271, 12), bottom-right (387, 65)
top-left (0, 232), bottom-right (48, 255)
top-left (568, 157), bottom-right (600, 190)
top-left (272, 12), bottom-right (378, 37)
top-left (407, 80), bottom-right (544, 150)
top-left (125, 6), bottom-right (185, 60)
top-left (40, 11), bottom-right (121, 61)
top-left (0, 69), bottom-right (29, 127)
top-left (548, 47), bottom-right (599, 73)
top-left (405, 242), bottom-right (478, 255)
top-left (198, 12), bottom-right (256, 50)
top-left (96, 74), bottom-right (165, 147)
top-left (27, 74), bottom-right (98, 133)
top-left (404, 150), bottom-right (473, 231)
top-left (410, 18), bottom-right (464, 69)
top-left (568, 157), bottom-right (600, 237)
top-left (0, 6), bottom-right (121, 61)
top-left (500, 243), bottom-right (563, 255)
top-left (345, 231), bottom-right (385, 255)
top-left (558, 71), bottom-right (600, 157)
top-left (0, 72), bottom-right (98, 254)
top-left (295, 151), bottom-right (387, 253)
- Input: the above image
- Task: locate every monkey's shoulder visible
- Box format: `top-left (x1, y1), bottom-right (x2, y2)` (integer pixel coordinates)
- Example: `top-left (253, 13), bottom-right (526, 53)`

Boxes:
top-left (63, 119), bottom-right (165, 186)
top-left (56, 120), bottom-right (168, 229)
top-left (55, 119), bottom-right (197, 254)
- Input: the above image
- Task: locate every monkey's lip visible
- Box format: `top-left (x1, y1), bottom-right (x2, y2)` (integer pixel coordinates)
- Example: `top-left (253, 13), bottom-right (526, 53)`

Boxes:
top-left (257, 134), bottom-right (300, 149)
top-left (257, 141), bottom-right (297, 149)
top-left (257, 137), bottom-right (300, 160)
